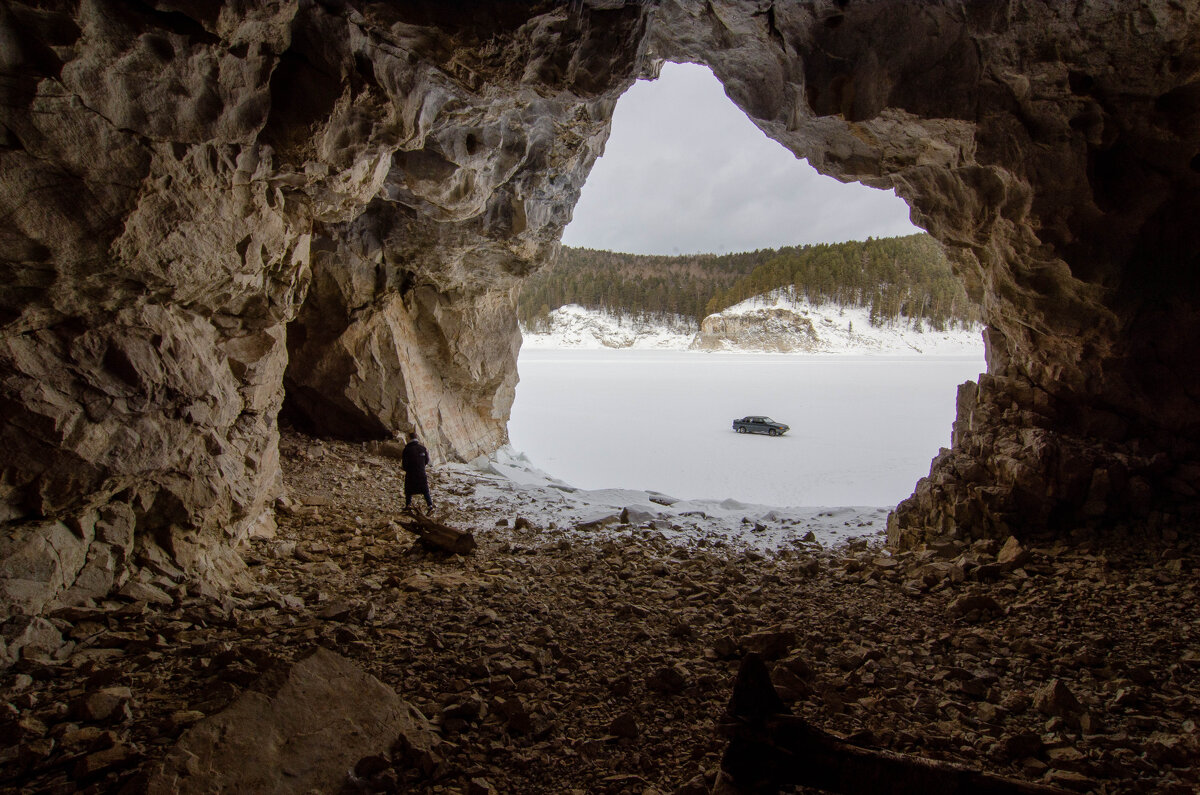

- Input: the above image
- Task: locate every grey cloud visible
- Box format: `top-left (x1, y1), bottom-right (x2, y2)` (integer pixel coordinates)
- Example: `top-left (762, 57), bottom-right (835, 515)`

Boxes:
top-left (561, 62), bottom-right (919, 255)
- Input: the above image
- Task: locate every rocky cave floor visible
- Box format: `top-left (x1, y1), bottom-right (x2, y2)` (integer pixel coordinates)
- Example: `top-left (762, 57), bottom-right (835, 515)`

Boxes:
top-left (3, 430), bottom-right (1200, 794)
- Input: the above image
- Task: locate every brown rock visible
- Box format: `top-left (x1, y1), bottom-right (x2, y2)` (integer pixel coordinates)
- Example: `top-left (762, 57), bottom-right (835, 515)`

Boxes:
top-left (58, 725), bottom-right (107, 749)
top-left (608, 711), bottom-right (640, 739)
top-left (1, 616), bottom-right (64, 665)
top-left (443, 695), bottom-right (485, 722)
top-left (494, 695), bottom-right (533, 734)
top-left (74, 743), bottom-right (137, 779)
top-left (316, 600), bottom-right (354, 620)
top-left (118, 581), bottom-right (174, 607)
top-left (608, 674), bottom-right (634, 697)
top-left (711, 636), bottom-right (740, 660)
top-left (0, 522), bottom-right (91, 616)
top-left (166, 710), bottom-right (205, 732)
top-left (468, 777), bottom-right (498, 795)
top-left (73, 687), bottom-right (133, 723)
top-left (676, 773), bottom-right (711, 795)
top-left (1001, 732), bottom-right (1044, 760)
top-left (997, 536), bottom-right (1030, 568)
top-left (741, 630), bottom-right (795, 661)
top-left (1042, 769), bottom-right (1100, 792)
top-left (56, 542), bottom-right (122, 608)
top-left (352, 753), bottom-right (391, 778)
top-left (1034, 679), bottom-right (1084, 719)
top-left (1046, 746), bottom-right (1087, 769)
top-left (18, 737), bottom-right (56, 768)
top-left (147, 648), bottom-right (434, 793)
top-left (780, 649), bottom-right (817, 676)
top-left (947, 593), bottom-right (1003, 621)
top-left (392, 730), bottom-right (441, 778)
top-left (647, 664), bottom-right (689, 694)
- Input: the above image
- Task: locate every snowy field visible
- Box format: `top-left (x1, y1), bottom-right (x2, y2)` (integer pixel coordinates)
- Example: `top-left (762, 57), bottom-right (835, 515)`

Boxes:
top-left (507, 350), bottom-right (985, 510)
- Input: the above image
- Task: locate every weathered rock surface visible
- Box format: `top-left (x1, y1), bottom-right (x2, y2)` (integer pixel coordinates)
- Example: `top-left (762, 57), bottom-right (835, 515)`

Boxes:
top-left (147, 647), bottom-right (434, 794)
top-left (2, 1), bottom-right (1200, 601)
top-left (0, 1), bottom-right (650, 603)
top-left (690, 307), bottom-right (818, 352)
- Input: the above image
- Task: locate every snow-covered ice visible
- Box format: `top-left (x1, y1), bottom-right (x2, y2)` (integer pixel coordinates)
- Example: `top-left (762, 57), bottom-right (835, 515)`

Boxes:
top-left (498, 349), bottom-right (985, 547)
top-left (508, 350), bottom-right (985, 506)
top-left (461, 447), bottom-right (893, 552)
top-left (494, 307), bottom-right (984, 549)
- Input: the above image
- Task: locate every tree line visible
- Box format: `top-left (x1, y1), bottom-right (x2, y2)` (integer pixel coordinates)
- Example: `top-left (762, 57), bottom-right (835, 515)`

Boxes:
top-left (518, 235), bottom-right (981, 333)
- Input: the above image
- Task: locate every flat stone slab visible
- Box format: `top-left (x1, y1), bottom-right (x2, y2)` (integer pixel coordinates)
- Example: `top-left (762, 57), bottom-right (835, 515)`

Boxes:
top-left (147, 647), bottom-right (432, 794)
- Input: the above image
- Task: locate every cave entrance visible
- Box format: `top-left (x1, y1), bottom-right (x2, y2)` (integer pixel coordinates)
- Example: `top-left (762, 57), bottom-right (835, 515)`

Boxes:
top-left (509, 63), bottom-right (984, 531)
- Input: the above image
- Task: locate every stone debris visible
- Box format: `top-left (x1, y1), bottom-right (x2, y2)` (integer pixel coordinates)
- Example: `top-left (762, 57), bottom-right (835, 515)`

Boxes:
top-left (0, 432), bottom-right (1196, 793)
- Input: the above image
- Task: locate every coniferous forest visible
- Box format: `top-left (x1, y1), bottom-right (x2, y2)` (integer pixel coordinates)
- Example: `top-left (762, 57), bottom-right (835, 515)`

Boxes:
top-left (517, 234), bottom-right (982, 333)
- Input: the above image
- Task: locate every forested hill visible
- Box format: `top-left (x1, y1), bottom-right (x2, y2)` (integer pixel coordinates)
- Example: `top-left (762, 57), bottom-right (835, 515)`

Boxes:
top-left (517, 234), bottom-right (981, 332)
top-left (517, 248), bottom-right (765, 329)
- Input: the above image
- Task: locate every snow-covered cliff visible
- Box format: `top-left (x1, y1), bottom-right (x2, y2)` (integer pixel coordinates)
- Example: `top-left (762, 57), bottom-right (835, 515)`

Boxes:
top-left (520, 305), bottom-right (697, 349)
top-left (691, 294), bottom-right (984, 355)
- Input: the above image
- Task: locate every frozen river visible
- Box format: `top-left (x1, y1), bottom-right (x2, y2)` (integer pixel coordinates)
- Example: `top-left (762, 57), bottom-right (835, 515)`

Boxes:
top-left (508, 350), bottom-right (986, 508)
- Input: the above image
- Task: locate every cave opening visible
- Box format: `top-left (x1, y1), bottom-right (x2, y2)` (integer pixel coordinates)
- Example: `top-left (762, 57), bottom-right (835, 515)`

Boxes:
top-left (4, 3), bottom-right (1200, 792)
top-left (509, 62), bottom-right (985, 527)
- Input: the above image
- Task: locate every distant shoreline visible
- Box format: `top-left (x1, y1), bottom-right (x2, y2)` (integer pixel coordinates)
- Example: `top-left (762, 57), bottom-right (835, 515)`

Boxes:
top-left (519, 348), bottom-right (985, 359)
top-left (520, 302), bottom-right (984, 357)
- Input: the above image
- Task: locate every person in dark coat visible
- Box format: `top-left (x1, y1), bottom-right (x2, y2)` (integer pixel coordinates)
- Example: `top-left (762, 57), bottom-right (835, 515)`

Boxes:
top-left (401, 432), bottom-right (433, 510)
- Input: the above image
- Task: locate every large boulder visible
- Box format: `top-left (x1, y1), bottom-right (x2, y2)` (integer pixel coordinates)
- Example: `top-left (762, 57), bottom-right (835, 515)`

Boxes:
top-left (147, 647), bottom-right (435, 793)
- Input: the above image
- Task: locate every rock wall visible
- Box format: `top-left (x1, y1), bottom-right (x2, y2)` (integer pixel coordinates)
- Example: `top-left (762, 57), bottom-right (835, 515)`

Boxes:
top-left (1, 1), bottom-right (315, 613)
top-left (690, 308), bottom-right (818, 352)
top-left (647, 1), bottom-right (1200, 546)
top-left (0, 0), bottom-right (653, 613)
top-left (2, 0), bottom-right (1199, 611)
top-left (276, 1), bottom-right (654, 459)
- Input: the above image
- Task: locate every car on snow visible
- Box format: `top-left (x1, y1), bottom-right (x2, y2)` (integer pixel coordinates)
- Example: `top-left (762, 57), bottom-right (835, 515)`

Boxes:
top-left (732, 416), bottom-right (789, 436)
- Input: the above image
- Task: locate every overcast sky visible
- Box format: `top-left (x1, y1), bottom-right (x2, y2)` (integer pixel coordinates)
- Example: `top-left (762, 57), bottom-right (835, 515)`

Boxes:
top-left (561, 62), bottom-right (921, 256)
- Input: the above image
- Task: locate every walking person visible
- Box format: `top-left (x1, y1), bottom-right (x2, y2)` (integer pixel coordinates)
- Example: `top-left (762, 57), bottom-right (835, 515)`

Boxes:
top-left (401, 432), bottom-right (434, 511)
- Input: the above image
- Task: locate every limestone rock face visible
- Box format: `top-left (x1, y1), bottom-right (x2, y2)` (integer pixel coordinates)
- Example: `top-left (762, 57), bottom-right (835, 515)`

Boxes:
top-left (0, 1), bottom-right (651, 607)
top-left (276, 3), bottom-right (652, 459)
top-left (2, 0), bottom-right (1200, 608)
top-left (690, 308), bottom-right (818, 353)
top-left (647, 1), bottom-right (1200, 544)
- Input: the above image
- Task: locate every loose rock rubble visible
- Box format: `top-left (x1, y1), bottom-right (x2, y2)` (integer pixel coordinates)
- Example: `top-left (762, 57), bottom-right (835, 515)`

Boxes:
top-left (2, 431), bottom-right (1198, 793)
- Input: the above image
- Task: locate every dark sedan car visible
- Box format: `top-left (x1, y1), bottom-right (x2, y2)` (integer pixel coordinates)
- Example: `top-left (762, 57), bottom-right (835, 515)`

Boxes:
top-left (732, 416), bottom-right (789, 436)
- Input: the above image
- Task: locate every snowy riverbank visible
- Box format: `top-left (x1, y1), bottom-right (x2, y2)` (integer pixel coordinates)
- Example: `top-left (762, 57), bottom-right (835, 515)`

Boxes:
top-left (467, 446), bottom-right (890, 552)
top-left (520, 300), bottom-right (983, 355)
